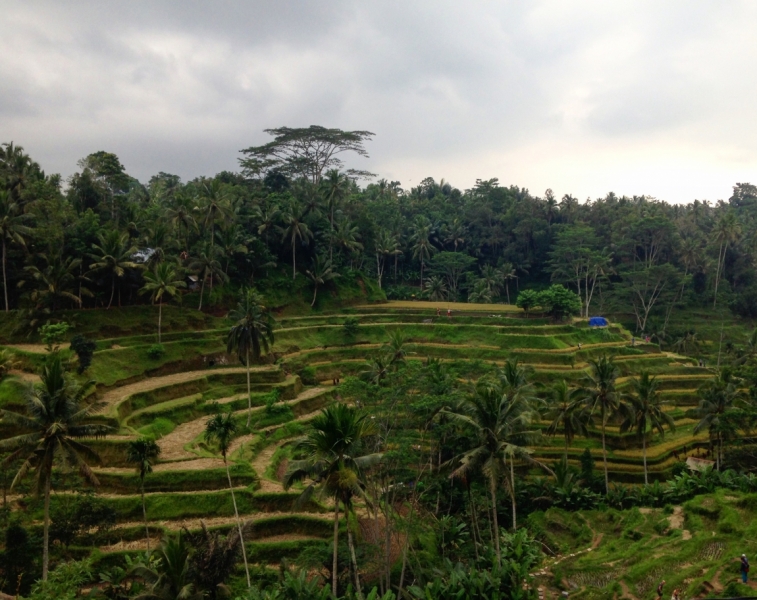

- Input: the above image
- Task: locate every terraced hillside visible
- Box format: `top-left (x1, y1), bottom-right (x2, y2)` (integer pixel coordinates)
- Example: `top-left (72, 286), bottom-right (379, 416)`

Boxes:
top-left (0, 301), bottom-right (717, 587)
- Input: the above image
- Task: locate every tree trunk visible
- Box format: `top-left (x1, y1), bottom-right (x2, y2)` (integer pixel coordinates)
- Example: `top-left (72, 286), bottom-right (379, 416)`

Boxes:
top-left (490, 476), bottom-right (501, 566)
top-left (157, 301), bottom-right (162, 344)
top-left (311, 283), bottom-right (318, 307)
top-left (226, 460), bottom-right (251, 588)
top-left (108, 277), bottom-right (115, 309)
top-left (292, 239), bottom-right (297, 280)
top-left (332, 501), bottom-right (340, 597)
top-left (2, 238), bottom-right (7, 313)
top-left (601, 416), bottom-right (609, 495)
top-left (42, 475), bottom-right (51, 580)
top-left (198, 275), bottom-right (206, 311)
top-left (245, 348), bottom-right (252, 428)
top-left (505, 281), bottom-right (510, 305)
top-left (419, 258), bottom-right (424, 290)
top-left (510, 456), bottom-right (517, 531)
top-left (713, 242), bottom-right (725, 308)
top-left (643, 433), bottom-right (648, 486)
top-left (468, 485), bottom-right (480, 562)
top-left (565, 434), bottom-right (569, 463)
top-left (347, 517), bottom-right (363, 600)
top-left (141, 479), bottom-right (150, 554)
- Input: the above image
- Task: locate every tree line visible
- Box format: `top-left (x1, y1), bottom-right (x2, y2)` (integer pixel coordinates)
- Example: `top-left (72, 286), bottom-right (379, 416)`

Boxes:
top-left (2, 129), bottom-right (757, 335)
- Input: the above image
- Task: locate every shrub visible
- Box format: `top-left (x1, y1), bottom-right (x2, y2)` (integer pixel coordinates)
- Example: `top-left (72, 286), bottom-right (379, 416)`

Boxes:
top-left (39, 321), bottom-right (71, 352)
top-left (537, 285), bottom-right (581, 320)
top-left (516, 289), bottom-right (540, 316)
top-left (342, 317), bottom-right (360, 337)
top-left (146, 343), bottom-right (166, 360)
top-left (298, 366), bottom-right (318, 386)
top-left (69, 334), bottom-right (97, 374)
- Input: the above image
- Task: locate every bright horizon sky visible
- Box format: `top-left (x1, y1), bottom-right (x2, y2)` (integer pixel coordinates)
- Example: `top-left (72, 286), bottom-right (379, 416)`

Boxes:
top-left (2, 1), bottom-right (756, 203)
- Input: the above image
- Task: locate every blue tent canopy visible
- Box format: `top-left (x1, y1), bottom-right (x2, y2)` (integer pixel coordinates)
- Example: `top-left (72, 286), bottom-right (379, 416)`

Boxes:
top-left (589, 316), bottom-right (608, 327)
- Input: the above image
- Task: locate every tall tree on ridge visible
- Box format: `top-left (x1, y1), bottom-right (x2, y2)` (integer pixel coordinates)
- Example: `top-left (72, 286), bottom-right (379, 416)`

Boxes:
top-left (0, 190), bottom-right (33, 311)
top-left (126, 438), bottom-right (161, 554)
top-left (140, 262), bottom-right (186, 343)
top-left (584, 356), bottom-right (621, 495)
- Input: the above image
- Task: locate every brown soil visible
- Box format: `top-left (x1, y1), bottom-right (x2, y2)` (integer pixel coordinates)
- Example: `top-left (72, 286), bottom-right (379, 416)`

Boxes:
top-left (113, 511), bottom-right (331, 531)
top-left (97, 366), bottom-right (274, 414)
top-left (668, 506), bottom-right (684, 530)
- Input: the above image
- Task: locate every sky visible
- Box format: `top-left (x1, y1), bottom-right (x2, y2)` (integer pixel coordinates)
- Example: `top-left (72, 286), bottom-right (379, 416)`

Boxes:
top-left (2, 1), bottom-right (756, 203)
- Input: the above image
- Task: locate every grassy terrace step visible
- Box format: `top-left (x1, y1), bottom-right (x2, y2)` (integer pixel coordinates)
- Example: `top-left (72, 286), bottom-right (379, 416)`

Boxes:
top-left (34, 490), bottom-right (327, 524)
top-left (92, 464), bottom-right (258, 493)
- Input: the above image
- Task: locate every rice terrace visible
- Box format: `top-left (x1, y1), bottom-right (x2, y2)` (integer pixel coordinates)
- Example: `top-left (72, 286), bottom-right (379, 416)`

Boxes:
top-left (3, 6), bottom-right (757, 595)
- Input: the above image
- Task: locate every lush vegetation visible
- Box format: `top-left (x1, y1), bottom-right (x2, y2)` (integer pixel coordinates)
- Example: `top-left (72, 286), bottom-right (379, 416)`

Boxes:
top-left (1, 130), bottom-right (757, 598)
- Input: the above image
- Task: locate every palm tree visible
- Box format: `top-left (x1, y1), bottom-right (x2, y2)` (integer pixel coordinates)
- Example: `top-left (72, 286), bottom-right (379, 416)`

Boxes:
top-left (583, 356), bottom-right (621, 494)
top-left (444, 376), bottom-right (542, 565)
top-left (445, 218), bottom-right (467, 251)
top-left (497, 262), bottom-right (517, 304)
top-left (188, 244), bottom-right (225, 311)
top-left (0, 190), bottom-right (33, 311)
top-left (140, 263), bottom-right (186, 343)
top-left (278, 201), bottom-right (313, 280)
top-left (387, 330), bottom-right (407, 367)
top-left (424, 275), bottom-right (447, 301)
top-left (227, 288), bottom-right (275, 427)
top-left (23, 254), bottom-right (90, 311)
top-left (132, 532), bottom-right (204, 600)
top-left (195, 179), bottom-right (231, 253)
top-left (204, 413), bottom-right (251, 588)
top-left (215, 223), bottom-right (248, 275)
top-left (88, 230), bottom-right (140, 309)
top-left (165, 199), bottom-right (197, 251)
top-left (620, 372), bottom-right (675, 485)
top-left (546, 380), bottom-right (589, 461)
top-left (374, 229), bottom-right (400, 289)
top-left (254, 202), bottom-right (281, 248)
top-left (693, 370), bottom-right (743, 470)
top-left (283, 403), bottom-right (381, 599)
top-left (321, 170), bottom-right (351, 261)
top-left (333, 218), bottom-right (363, 265)
top-left (127, 438), bottom-right (161, 554)
top-left (306, 254), bottom-right (339, 307)
top-left (411, 219), bottom-right (435, 290)
top-left (711, 212), bottom-right (741, 308)
top-left (0, 354), bottom-right (109, 579)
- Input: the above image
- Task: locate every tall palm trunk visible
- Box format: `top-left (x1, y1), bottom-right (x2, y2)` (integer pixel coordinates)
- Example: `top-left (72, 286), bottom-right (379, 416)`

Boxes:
top-left (510, 456), bottom-right (517, 531)
top-left (2, 238), bottom-right (7, 313)
top-left (419, 258), bottom-right (424, 291)
top-left (198, 275), bottom-right (206, 311)
top-left (157, 302), bottom-right (162, 344)
top-left (245, 348), bottom-right (252, 428)
top-left (108, 277), bottom-right (115, 310)
top-left (332, 500), bottom-right (340, 597)
top-left (601, 412), bottom-right (609, 494)
top-left (226, 458), bottom-right (251, 588)
top-left (292, 239), bottom-right (297, 280)
top-left (713, 242), bottom-right (725, 308)
top-left (141, 479), bottom-right (150, 554)
top-left (347, 516), bottom-right (363, 600)
top-left (642, 432), bottom-right (648, 486)
top-left (42, 475), bottom-right (51, 580)
top-left (490, 476), bottom-right (501, 566)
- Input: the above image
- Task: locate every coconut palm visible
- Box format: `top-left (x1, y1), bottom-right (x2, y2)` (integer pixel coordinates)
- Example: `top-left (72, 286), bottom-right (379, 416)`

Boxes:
top-left (283, 403), bottom-right (381, 599)
top-left (374, 229), bottom-right (401, 289)
top-left (444, 376), bottom-right (542, 565)
top-left (306, 254), bottom-right (339, 307)
top-left (321, 170), bottom-right (351, 261)
top-left (140, 262), bottom-right (186, 343)
top-left (23, 254), bottom-right (91, 311)
top-left (333, 218), bottom-right (363, 265)
top-left (0, 190), bottom-right (33, 311)
top-left (188, 243), bottom-right (225, 310)
top-left (227, 288), bottom-right (275, 427)
top-left (204, 413), bottom-right (251, 588)
top-left (711, 211), bottom-right (741, 308)
top-left (411, 219), bottom-right (435, 290)
top-left (195, 179), bottom-right (232, 253)
top-left (165, 199), bottom-right (197, 251)
top-left (620, 372), bottom-right (675, 485)
top-left (583, 356), bottom-right (621, 494)
top-left (0, 354), bottom-right (109, 579)
top-left (546, 380), bottom-right (589, 461)
top-left (127, 438), bottom-right (162, 553)
top-left (215, 223), bottom-right (248, 275)
top-left (278, 201), bottom-right (313, 280)
top-left (424, 275), bottom-right (447, 301)
top-left (88, 230), bottom-right (140, 309)
top-left (132, 532), bottom-right (203, 600)
top-left (693, 370), bottom-right (743, 470)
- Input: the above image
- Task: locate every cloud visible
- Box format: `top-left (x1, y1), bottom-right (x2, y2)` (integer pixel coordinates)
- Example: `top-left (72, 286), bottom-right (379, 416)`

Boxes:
top-left (0, 0), bottom-right (755, 202)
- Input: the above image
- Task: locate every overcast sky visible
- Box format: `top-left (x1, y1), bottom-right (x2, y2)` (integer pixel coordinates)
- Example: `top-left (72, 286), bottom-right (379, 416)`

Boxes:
top-left (2, 1), bottom-right (756, 203)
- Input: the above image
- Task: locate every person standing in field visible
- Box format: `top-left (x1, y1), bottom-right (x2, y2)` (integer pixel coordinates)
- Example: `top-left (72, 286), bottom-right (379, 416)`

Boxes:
top-left (741, 554), bottom-right (750, 583)
top-left (656, 580), bottom-right (666, 600)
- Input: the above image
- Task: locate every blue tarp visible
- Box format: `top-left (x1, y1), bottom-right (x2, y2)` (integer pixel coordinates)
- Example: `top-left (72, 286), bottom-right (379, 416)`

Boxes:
top-left (589, 316), bottom-right (608, 327)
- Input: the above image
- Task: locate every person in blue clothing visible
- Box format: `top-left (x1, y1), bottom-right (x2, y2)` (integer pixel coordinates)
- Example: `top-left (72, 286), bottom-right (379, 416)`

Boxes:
top-left (741, 554), bottom-right (750, 583)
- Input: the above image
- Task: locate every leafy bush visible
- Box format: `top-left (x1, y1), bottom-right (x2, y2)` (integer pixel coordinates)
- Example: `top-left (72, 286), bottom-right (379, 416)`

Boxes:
top-left (146, 343), bottom-right (166, 360)
top-left (342, 317), bottom-right (360, 338)
top-left (516, 289), bottom-right (540, 316)
top-left (28, 558), bottom-right (93, 600)
top-left (537, 285), bottom-right (581, 320)
top-left (298, 366), bottom-right (318, 386)
top-left (69, 334), bottom-right (97, 373)
top-left (39, 321), bottom-right (71, 352)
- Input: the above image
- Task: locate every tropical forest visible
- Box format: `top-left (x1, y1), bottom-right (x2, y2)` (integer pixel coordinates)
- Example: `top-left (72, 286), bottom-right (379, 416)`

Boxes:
top-left (1, 127), bottom-right (757, 600)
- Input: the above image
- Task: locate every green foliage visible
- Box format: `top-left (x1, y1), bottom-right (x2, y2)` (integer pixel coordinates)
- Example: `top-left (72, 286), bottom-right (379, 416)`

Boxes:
top-left (69, 333), bottom-right (96, 373)
top-left (299, 366), bottom-right (318, 386)
top-left (537, 285), bottom-right (581, 320)
top-left (147, 343), bottom-right (166, 359)
top-left (50, 492), bottom-right (116, 547)
top-left (516, 289), bottom-right (540, 315)
top-left (342, 317), bottom-right (360, 337)
top-left (28, 558), bottom-right (94, 600)
top-left (39, 321), bottom-right (71, 351)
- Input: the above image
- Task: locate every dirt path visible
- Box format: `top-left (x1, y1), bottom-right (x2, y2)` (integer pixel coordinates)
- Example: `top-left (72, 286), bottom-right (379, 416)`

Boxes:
top-left (158, 387), bottom-right (327, 460)
top-left (250, 441), bottom-right (287, 493)
top-left (9, 369), bottom-right (40, 383)
top-left (97, 366), bottom-right (276, 414)
top-left (99, 533), bottom-right (323, 553)
top-left (4, 343), bottom-right (48, 353)
top-left (113, 511), bottom-right (331, 532)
